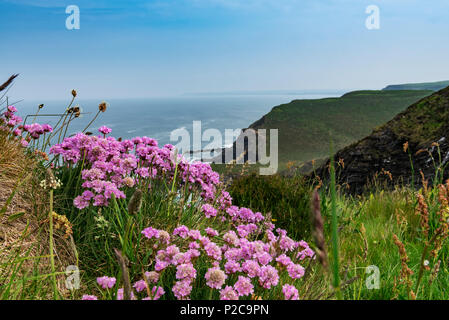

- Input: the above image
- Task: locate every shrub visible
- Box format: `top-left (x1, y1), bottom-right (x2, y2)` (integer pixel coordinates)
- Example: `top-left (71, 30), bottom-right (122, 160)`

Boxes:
top-left (227, 173), bottom-right (313, 241)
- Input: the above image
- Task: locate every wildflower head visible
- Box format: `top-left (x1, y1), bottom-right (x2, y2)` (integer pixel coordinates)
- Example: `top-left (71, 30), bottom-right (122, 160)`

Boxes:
top-left (98, 126), bottom-right (112, 135)
top-left (234, 276), bottom-right (254, 296)
top-left (220, 286), bottom-right (239, 300)
top-left (96, 276), bottom-right (116, 289)
top-left (99, 101), bottom-right (108, 112)
top-left (205, 267), bottom-right (227, 289)
top-left (282, 284), bottom-right (299, 300)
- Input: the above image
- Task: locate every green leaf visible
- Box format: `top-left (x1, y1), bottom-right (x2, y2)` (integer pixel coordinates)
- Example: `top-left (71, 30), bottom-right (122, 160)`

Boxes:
top-left (7, 211), bottom-right (25, 222)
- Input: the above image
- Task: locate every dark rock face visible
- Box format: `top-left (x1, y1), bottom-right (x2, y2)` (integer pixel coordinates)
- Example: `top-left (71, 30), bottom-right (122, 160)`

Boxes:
top-left (314, 86), bottom-right (449, 194)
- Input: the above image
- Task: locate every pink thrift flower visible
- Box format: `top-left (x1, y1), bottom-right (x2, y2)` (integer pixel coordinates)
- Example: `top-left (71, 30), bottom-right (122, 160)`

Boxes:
top-left (204, 242), bottom-right (222, 261)
top-left (82, 295), bottom-right (98, 300)
top-left (205, 227), bottom-right (219, 237)
top-left (202, 204), bottom-right (217, 218)
top-left (144, 271), bottom-right (160, 284)
top-left (205, 267), bottom-right (227, 289)
top-left (98, 126), bottom-right (112, 135)
top-left (223, 231), bottom-right (240, 246)
top-left (297, 247), bottom-right (315, 260)
top-left (275, 254), bottom-right (292, 267)
top-left (287, 263), bottom-right (305, 279)
top-left (151, 286), bottom-right (165, 300)
top-left (220, 286), bottom-right (239, 300)
top-left (176, 263), bottom-right (197, 280)
top-left (279, 235), bottom-right (296, 252)
top-left (7, 105), bottom-right (18, 113)
top-left (188, 229), bottom-right (202, 240)
top-left (97, 276), bottom-right (116, 289)
top-left (74, 195), bottom-right (89, 209)
top-left (242, 260), bottom-right (261, 278)
top-left (234, 276), bottom-right (254, 296)
top-left (224, 260), bottom-right (241, 274)
top-left (142, 227), bottom-right (159, 240)
top-left (255, 252), bottom-right (272, 266)
top-left (133, 280), bottom-right (148, 292)
top-left (258, 265), bottom-right (279, 289)
top-left (282, 284), bottom-right (299, 300)
top-left (173, 225), bottom-right (190, 239)
top-left (172, 279), bottom-right (193, 300)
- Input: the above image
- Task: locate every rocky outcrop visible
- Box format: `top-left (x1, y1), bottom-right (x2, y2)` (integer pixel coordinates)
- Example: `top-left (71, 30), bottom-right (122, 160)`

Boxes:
top-left (314, 86), bottom-right (449, 194)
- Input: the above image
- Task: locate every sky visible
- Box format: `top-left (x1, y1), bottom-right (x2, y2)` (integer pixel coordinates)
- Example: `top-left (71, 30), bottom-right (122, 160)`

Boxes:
top-left (1, 0), bottom-right (449, 99)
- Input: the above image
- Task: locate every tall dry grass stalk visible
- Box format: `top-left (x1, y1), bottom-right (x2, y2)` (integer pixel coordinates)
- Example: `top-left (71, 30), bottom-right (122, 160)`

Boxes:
top-left (311, 190), bottom-right (328, 271)
top-left (114, 248), bottom-right (132, 300)
top-left (392, 234), bottom-right (415, 299)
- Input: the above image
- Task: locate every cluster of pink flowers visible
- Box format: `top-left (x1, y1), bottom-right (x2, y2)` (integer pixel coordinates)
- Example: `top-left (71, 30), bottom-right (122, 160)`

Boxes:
top-left (56, 130), bottom-right (315, 300)
top-left (82, 193), bottom-right (313, 300)
top-left (50, 129), bottom-right (222, 209)
top-left (2, 105), bottom-right (22, 128)
top-left (85, 219), bottom-right (313, 300)
top-left (134, 213), bottom-right (313, 300)
top-left (0, 105), bottom-right (52, 146)
top-left (23, 123), bottom-right (53, 139)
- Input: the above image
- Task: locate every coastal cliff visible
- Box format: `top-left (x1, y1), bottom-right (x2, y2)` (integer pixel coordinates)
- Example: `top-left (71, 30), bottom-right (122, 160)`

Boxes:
top-left (314, 86), bottom-right (449, 193)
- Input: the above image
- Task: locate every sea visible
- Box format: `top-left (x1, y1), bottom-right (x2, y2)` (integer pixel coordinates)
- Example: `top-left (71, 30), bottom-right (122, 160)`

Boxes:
top-left (12, 92), bottom-right (344, 159)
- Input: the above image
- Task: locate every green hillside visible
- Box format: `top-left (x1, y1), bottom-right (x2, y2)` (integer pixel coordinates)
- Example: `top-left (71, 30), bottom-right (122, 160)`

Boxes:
top-left (383, 80), bottom-right (449, 91)
top-left (249, 90), bottom-right (432, 168)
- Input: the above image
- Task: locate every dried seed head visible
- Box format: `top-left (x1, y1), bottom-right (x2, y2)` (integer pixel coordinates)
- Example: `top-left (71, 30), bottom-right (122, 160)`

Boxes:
top-left (393, 233), bottom-right (414, 292)
top-left (403, 141), bottom-right (409, 153)
top-left (71, 89), bottom-right (77, 97)
top-left (128, 188), bottom-right (143, 215)
top-left (311, 190), bottom-right (328, 271)
top-left (99, 101), bottom-right (107, 112)
top-left (416, 193), bottom-right (429, 237)
top-left (123, 177), bottom-right (135, 188)
top-left (38, 103), bottom-right (44, 109)
top-left (52, 212), bottom-right (73, 238)
top-left (45, 168), bottom-right (62, 190)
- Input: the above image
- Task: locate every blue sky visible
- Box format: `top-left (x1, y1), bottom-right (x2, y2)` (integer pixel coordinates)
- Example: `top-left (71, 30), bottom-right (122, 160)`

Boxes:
top-left (1, 0), bottom-right (449, 99)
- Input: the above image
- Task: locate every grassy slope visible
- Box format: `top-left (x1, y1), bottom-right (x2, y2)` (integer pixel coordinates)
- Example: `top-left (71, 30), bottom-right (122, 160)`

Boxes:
top-left (383, 80), bottom-right (449, 91)
top-left (249, 90), bottom-right (432, 169)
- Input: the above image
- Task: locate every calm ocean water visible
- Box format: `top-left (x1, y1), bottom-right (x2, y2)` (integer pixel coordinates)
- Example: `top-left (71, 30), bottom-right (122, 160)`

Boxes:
top-left (15, 92), bottom-right (343, 151)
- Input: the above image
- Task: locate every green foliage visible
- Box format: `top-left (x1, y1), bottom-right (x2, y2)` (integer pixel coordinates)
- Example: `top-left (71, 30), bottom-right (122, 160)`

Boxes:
top-left (227, 173), bottom-right (312, 240)
top-left (390, 93), bottom-right (449, 144)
